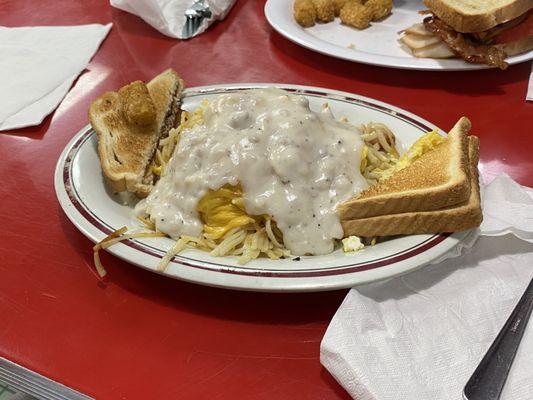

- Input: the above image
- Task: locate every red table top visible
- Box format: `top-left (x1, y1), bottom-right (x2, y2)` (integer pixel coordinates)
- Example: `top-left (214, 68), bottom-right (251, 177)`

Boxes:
top-left (1, 1), bottom-right (532, 399)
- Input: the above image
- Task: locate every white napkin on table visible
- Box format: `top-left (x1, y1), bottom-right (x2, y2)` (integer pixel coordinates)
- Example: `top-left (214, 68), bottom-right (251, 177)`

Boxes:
top-left (321, 174), bottom-right (533, 400)
top-left (0, 23), bottom-right (112, 131)
top-left (110, 0), bottom-right (236, 39)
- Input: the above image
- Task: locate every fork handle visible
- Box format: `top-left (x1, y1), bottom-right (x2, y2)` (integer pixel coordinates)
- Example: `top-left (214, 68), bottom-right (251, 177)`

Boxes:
top-left (463, 277), bottom-right (533, 400)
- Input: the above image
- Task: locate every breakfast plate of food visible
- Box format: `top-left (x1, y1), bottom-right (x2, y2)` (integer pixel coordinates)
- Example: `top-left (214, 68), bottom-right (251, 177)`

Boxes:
top-left (55, 69), bottom-right (482, 292)
top-left (264, 0), bottom-right (533, 70)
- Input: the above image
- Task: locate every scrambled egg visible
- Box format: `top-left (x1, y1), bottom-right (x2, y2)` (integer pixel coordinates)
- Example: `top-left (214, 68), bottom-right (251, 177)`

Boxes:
top-left (377, 129), bottom-right (444, 181)
top-left (396, 129), bottom-right (444, 170)
top-left (342, 236), bottom-right (365, 252)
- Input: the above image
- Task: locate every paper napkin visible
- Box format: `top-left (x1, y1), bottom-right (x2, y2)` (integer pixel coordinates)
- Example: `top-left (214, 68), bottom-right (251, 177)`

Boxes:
top-left (0, 23), bottom-right (112, 131)
top-left (110, 0), bottom-right (236, 39)
top-left (321, 174), bottom-right (533, 400)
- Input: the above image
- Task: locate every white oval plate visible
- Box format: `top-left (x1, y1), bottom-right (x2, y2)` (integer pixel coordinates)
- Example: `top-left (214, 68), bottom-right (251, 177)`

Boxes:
top-left (265, 0), bottom-right (533, 71)
top-left (55, 84), bottom-right (473, 292)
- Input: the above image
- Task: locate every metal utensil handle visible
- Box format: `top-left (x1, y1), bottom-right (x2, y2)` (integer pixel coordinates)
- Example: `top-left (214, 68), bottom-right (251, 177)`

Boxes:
top-left (463, 277), bottom-right (533, 400)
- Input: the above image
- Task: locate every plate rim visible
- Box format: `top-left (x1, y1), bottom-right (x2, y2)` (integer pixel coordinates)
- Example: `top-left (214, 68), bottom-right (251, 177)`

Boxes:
top-left (55, 83), bottom-right (471, 292)
top-left (264, 0), bottom-right (533, 71)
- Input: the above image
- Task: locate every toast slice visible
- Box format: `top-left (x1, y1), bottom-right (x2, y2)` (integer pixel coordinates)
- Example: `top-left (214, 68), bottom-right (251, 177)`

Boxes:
top-left (89, 69), bottom-right (184, 197)
top-left (338, 117), bottom-right (472, 220)
top-left (342, 136), bottom-right (482, 236)
top-left (423, 0), bottom-right (533, 33)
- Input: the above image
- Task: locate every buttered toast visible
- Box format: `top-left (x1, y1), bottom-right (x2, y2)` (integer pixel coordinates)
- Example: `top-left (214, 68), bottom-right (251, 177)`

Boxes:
top-left (338, 117), bottom-right (472, 220)
top-left (342, 135), bottom-right (482, 237)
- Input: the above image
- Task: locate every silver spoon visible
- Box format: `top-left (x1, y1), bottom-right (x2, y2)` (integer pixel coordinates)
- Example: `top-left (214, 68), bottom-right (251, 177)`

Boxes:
top-left (463, 276), bottom-right (533, 400)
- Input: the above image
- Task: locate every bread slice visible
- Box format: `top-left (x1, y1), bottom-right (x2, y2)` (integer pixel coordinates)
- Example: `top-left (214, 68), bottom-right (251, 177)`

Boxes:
top-left (338, 117), bottom-right (472, 220)
top-left (89, 69), bottom-right (184, 197)
top-left (342, 136), bottom-right (482, 236)
top-left (423, 0), bottom-right (533, 33)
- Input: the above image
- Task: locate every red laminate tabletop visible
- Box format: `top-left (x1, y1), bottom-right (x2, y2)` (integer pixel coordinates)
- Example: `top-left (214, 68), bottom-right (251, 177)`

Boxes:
top-left (0, 1), bottom-right (532, 399)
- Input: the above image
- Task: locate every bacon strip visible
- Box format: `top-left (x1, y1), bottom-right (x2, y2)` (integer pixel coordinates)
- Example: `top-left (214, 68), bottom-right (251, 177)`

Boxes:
top-left (423, 16), bottom-right (509, 70)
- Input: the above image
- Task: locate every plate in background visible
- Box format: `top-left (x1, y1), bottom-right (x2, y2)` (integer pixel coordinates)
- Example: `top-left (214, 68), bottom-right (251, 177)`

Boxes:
top-left (265, 0), bottom-right (533, 71)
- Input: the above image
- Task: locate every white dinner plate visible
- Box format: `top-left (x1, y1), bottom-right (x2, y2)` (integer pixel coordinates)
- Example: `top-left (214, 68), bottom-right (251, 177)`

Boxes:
top-left (55, 83), bottom-right (473, 292)
top-left (264, 0), bottom-right (533, 71)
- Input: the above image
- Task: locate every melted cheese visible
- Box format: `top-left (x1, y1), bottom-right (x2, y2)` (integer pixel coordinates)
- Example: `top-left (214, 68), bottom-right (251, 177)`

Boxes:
top-left (136, 88), bottom-right (368, 256)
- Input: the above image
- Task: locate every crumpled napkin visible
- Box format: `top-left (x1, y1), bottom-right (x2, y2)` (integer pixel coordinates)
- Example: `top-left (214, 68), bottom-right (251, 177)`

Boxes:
top-left (110, 0), bottom-right (236, 39)
top-left (321, 173), bottom-right (533, 400)
top-left (0, 24), bottom-right (112, 131)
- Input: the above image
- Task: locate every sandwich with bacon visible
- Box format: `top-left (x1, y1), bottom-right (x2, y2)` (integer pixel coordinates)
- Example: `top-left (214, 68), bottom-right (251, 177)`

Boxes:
top-left (400, 0), bottom-right (533, 69)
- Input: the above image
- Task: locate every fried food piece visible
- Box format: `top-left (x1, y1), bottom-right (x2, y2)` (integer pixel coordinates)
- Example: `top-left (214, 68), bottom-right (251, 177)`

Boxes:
top-left (332, 0), bottom-right (352, 16)
top-left (295, 0), bottom-right (393, 29)
top-left (294, 0), bottom-right (317, 27)
top-left (311, 0), bottom-right (335, 23)
top-left (366, 0), bottom-right (392, 20)
top-left (340, 1), bottom-right (373, 29)
top-left (118, 81), bottom-right (156, 126)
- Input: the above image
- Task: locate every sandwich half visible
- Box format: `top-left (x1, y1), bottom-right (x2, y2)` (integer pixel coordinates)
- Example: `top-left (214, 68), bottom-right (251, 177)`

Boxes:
top-left (89, 69), bottom-right (184, 197)
top-left (400, 0), bottom-right (533, 68)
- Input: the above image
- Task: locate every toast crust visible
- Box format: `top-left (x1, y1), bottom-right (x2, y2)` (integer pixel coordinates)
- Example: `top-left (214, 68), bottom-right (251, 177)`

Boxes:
top-left (342, 136), bottom-right (482, 236)
top-left (423, 0), bottom-right (533, 32)
top-left (147, 69), bottom-right (184, 133)
top-left (338, 117), bottom-right (472, 220)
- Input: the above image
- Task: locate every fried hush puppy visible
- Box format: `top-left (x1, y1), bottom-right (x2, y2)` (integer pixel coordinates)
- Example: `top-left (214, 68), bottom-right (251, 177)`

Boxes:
top-left (339, 1), bottom-right (373, 29)
top-left (366, 0), bottom-right (393, 20)
top-left (294, 0), bottom-right (393, 30)
top-left (294, 0), bottom-right (336, 26)
top-left (294, 0), bottom-right (317, 27)
top-left (118, 81), bottom-right (156, 126)
top-left (340, 0), bottom-right (392, 29)
top-left (332, 0), bottom-right (351, 16)
top-left (312, 0), bottom-right (335, 22)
